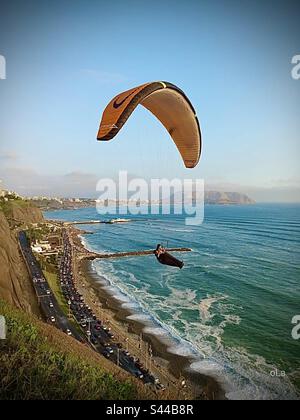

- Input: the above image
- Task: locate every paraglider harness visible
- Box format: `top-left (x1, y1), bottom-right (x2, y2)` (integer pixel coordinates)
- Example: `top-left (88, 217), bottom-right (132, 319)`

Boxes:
top-left (154, 244), bottom-right (184, 269)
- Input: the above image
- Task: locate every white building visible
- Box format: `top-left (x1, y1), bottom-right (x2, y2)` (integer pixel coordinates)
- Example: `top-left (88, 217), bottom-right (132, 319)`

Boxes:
top-left (31, 245), bottom-right (43, 253)
top-left (31, 240), bottom-right (52, 253)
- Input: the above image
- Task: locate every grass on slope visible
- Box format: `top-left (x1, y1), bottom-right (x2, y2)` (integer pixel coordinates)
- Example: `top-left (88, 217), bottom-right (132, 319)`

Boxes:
top-left (42, 269), bottom-right (81, 334)
top-left (43, 270), bottom-right (69, 314)
top-left (0, 300), bottom-right (138, 400)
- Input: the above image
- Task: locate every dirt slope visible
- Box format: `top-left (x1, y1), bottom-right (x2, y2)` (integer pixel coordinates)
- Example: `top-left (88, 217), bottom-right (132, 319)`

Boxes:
top-left (0, 202), bottom-right (42, 314)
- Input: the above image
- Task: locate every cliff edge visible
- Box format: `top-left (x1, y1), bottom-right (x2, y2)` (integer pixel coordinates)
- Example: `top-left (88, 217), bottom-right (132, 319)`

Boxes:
top-left (0, 201), bottom-right (43, 314)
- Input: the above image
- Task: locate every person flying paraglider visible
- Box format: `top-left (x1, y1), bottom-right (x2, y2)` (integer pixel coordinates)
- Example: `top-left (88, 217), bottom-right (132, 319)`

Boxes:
top-left (154, 244), bottom-right (184, 269)
top-left (97, 81), bottom-right (201, 270)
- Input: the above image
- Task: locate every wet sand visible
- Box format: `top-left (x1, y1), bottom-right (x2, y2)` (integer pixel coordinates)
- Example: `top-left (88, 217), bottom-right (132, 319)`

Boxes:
top-left (70, 227), bottom-right (226, 400)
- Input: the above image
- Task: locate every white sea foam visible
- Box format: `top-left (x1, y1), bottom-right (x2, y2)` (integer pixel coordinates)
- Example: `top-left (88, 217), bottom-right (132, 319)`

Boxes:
top-left (163, 228), bottom-right (194, 233)
top-left (188, 347), bottom-right (299, 400)
top-left (79, 234), bottom-right (88, 249)
top-left (127, 313), bottom-right (152, 322)
top-left (143, 326), bottom-right (169, 337)
top-left (198, 295), bottom-right (227, 321)
top-left (189, 359), bottom-right (224, 375)
top-left (112, 293), bottom-right (131, 303)
top-left (167, 343), bottom-right (199, 358)
top-left (79, 234), bottom-right (101, 253)
top-left (122, 302), bottom-right (139, 309)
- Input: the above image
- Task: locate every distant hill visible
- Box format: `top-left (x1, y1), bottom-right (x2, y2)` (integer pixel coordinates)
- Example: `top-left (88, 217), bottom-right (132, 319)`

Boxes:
top-left (204, 191), bottom-right (255, 205)
top-left (169, 190), bottom-right (255, 205)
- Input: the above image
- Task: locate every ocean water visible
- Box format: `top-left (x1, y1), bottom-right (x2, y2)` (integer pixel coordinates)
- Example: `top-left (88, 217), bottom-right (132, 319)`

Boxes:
top-left (45, 204), bottom-right (300, 400)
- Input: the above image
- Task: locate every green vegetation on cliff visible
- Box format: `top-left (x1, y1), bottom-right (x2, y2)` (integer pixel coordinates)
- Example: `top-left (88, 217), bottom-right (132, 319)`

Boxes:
top-left (0, 300), bottom-right (139, 400)
top-left (0, 199), bottom-right (43, 230)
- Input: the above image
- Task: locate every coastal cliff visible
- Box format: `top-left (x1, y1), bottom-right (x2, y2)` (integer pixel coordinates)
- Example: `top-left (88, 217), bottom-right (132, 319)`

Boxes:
top-left (170, 190), bottom-right (255, 205)
top-left (204, 191), bottom-right (255, 205)
top-left (0, 201), bottom-right (43, 314)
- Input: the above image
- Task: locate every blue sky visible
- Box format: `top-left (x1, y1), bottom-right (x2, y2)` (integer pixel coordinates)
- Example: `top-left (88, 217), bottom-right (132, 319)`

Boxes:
top-left (0, 0), bottom-right (299, 200)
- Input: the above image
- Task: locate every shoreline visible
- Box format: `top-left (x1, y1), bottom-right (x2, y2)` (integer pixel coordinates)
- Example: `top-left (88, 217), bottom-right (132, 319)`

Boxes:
top-left (69, 226), bottom-right (226, 400)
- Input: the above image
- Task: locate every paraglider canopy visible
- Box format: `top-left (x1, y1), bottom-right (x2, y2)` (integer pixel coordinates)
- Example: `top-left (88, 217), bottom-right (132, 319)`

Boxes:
top-left (97, 81), bottom-right (201, 168)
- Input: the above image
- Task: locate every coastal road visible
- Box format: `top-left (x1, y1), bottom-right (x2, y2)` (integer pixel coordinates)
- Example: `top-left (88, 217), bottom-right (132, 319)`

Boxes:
top-left (61, 229), bottom-right (156, 384)
top-left (18, 231), bottom-right (83, 342)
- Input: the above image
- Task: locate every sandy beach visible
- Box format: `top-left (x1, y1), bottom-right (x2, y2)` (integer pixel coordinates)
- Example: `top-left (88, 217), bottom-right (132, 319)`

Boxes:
top-left (68, 226), bottom-right (226, 400)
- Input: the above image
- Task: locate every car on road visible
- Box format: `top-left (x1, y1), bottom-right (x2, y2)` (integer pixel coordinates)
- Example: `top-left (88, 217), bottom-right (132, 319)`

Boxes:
top-left (134, 372), bottom-right (144, 379)
top-left (105, 346), bottom-right (114, 354)
top-left (91, 336), bottom-right (98, 345)
top-left (50, 316), bottom-right (56, 323)
top-left (66, 329), bottom-right (72, 336)
top-left (46, 290), bottom-right (51, 295)
top-left (156, 383), bottom-right (166, 391)
top-left (49, 302), bottom-right (54, 308)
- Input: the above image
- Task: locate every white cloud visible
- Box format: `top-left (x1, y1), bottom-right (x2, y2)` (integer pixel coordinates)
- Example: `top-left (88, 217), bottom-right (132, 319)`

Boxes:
top-left (0, 151), bottom-right (19, 161)
top-left (0, 167), bottom-right (100, 197)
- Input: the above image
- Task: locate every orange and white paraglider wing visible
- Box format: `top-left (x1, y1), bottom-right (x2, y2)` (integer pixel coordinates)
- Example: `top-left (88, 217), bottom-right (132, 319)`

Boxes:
top-left (97, 81), bottom-right (201, 168)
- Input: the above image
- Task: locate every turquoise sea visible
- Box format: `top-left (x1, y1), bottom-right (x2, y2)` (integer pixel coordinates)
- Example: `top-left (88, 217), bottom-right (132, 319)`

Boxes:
top-left (45, 204), bottom-right (300, 400)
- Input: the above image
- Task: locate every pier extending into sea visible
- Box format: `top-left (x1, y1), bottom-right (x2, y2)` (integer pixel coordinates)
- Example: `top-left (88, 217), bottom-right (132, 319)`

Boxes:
top-left (84, 247), bottom-right (192, 260)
